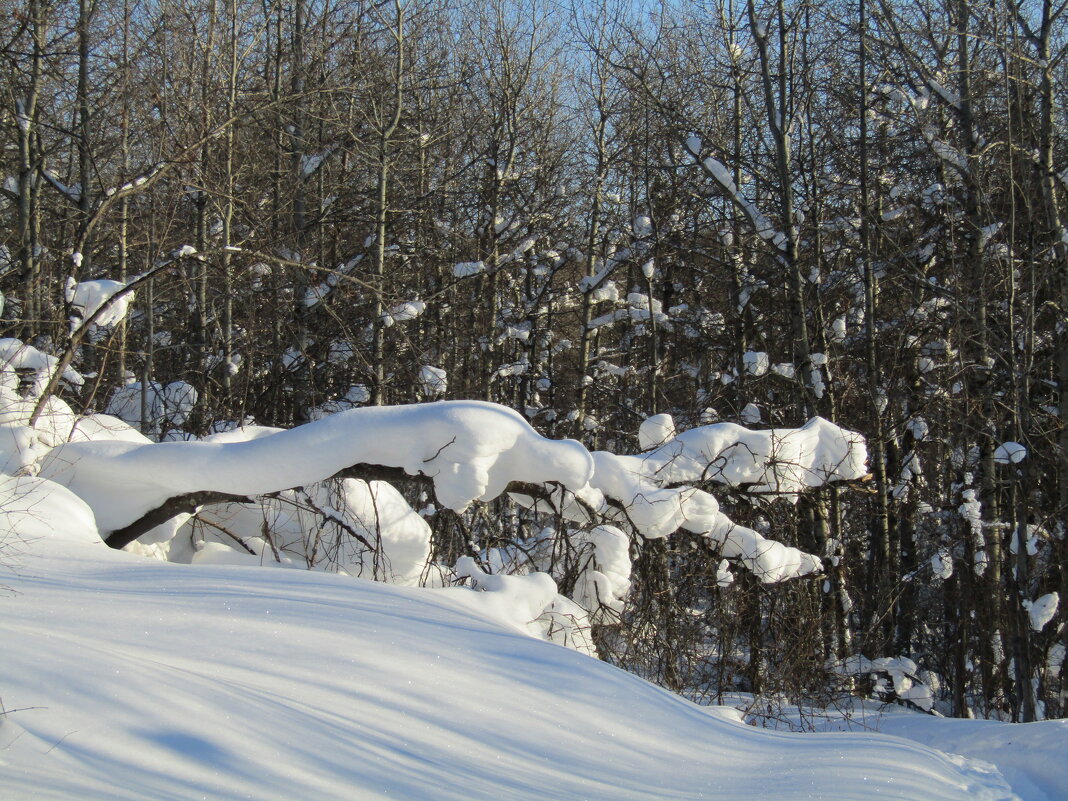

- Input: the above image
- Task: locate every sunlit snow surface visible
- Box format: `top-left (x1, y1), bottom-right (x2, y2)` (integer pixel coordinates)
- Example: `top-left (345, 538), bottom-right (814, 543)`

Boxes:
top-left (0, 479), bottom-right (1024, 801)
top-left (744, 698), bottom-right (1067, 801)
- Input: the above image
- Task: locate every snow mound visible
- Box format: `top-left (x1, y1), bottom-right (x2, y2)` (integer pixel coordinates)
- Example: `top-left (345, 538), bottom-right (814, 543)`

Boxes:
top-left (0, 515), bottom-right (1023, 801)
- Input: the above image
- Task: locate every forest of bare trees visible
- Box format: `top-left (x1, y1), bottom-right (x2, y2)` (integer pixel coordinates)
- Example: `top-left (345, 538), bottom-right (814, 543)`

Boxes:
top-left (2, 0), bottom-right (1065, 722)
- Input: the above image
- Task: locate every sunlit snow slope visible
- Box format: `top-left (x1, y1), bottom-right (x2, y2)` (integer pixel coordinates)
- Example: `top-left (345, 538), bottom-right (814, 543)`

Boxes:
top-left (1, 482), bottom-right (1019, 801)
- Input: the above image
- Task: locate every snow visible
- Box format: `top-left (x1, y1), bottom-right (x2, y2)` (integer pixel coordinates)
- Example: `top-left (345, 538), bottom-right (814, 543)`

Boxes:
top-left (830, 656), bottom-right (935, 711)
top-left (638, 412), bottom-right (676, 449)
top-left (703, 155), bottom-right (736, 190)
top-left (386, 299), bottom-right (426, 324)
top-left (1023, 592), bottom-right (1059, 632)
top-left (453, 260), bottom-right (486, 277)
top-left (0, 383), bottom-right (1062, 801)
top-left (569, 524), bottom-right (631, 623)
top-left (418, 365), bottom-right (447, 397)
top-left (0, 337), bottom-right (85, 394)
top-left (308, 385), bottom-right (370, 420)
top-left (632, 214), bottom-right (653, 236)
top-left (742, 696), bottom-right (1062, 801)
top-left (994, 441), bottom-right (1028, 465)
top-left (41, 401), bottom-right (595, 533)
top-left (105, 379), bottom-right (199, 432)
top-left (575, 415), bottom-right (865, 582)
top-left (454, 555), bottom-right (560, 635)
top-left (906, 417), bottom-right (930, 440)
top-left (31, 395), bottom-right (863, 588)
top-left (0, 479), bottom-right (1037, 801)
top-left (932, 547), bottom-right (954, 580)
top-left (42, 169), bottom-right (81, 201)
top-left (299, 148), bottom-right (333, 176)
top-left (66, 277), bottom-right (133, 328)
top-left (303, 254), bottom-right (364, 308)
top-left (772, 362), bottom-right (796, 379)
top-left (637, 415), bottom-right (866, 493)
top-left (495, 361), bottom-right (527, 378)
top-left (959, 488), bottom-right (982, 535)
top-left (818, 704), bottom-right (1065, 801)
top-left (743, 350), bottom-right (769, 376)
top-left (741, 401), bottom-right (761, 423)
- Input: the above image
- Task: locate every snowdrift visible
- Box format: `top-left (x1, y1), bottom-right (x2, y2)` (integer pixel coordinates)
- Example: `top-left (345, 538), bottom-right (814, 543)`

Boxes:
top-left (0, 478), bottom-right (1020, 801)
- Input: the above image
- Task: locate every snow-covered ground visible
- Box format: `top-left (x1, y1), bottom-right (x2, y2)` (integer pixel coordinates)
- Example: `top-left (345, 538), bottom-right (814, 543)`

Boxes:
top-left (1, 477), bottom-right (1059, 801)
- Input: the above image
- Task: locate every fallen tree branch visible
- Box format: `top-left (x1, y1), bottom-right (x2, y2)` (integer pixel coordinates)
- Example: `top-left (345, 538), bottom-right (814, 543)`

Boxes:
top-left (103, 466), bottom-right (587, 551)
top-left (105, 490), bottom-right (253, 549)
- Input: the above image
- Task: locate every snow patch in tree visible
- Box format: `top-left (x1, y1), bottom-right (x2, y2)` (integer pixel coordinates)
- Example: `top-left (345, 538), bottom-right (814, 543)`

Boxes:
top-left (716, 559), bottom-right (733, 587)
top-left (496, 362), bottom-right (527, 378)
top-left (106, 380), bottom-right (198, 432)
top-left (993, 441), bottom-right (1027, 465)
top-left (830, 316), bottom-right (847, 342)
top-left (931, 548), bottom-right (953, 580)
top-left (308, 385), bottom-right (370, 420)
top-left (771, 362), bottom-right (795, 379)
top-left (1023, 593), bottom-right (1058, 632)
top-left (589, 280), bottom-right (619, 303)
top-left (419, 365), bottom-right (447, 397)
top-left (633, 415), bottom-right (867, 495)
top-left (387, 299), bottom-right (426, 323)
top-left (743, 351), bottom-right (769, 377)
top-left (299, 148), bottom-right (333, 176)
top-left (830, 655), bottom-right (935, 712)
top-left (632, 215), bottom-right (653, 236)
top-left (959, 489), bottom-right (981, 536)
top-left (906, 418), bottom-right (929, 440)
top-left (580, 415), bottom-right (864, 581)
top-left (453, 260), bottom-right (486, 278)
top-left (740, 402), bottom-right (761, 424)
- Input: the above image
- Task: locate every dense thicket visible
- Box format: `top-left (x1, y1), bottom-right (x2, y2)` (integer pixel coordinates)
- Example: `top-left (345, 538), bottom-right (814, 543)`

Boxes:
top-left (2, 0), bottom-right (1065, 722)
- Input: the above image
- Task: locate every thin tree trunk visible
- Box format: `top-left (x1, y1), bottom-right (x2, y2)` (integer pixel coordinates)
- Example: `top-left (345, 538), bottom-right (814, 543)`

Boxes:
top-left (371, 0), bottom-right (404, 407)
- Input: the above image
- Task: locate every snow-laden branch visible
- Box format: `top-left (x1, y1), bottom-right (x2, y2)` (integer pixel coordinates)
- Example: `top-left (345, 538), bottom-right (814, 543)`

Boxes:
top-left (38, 402), bottom-right (867, 584)
top-left (583, 415), bottom-right (867, 582)
top-left (683, 136), bottom-right (788, 255)
top-left (28, 251), bottom-right (197, 426)
top-left (41, 401), bottom-right (594, 534)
